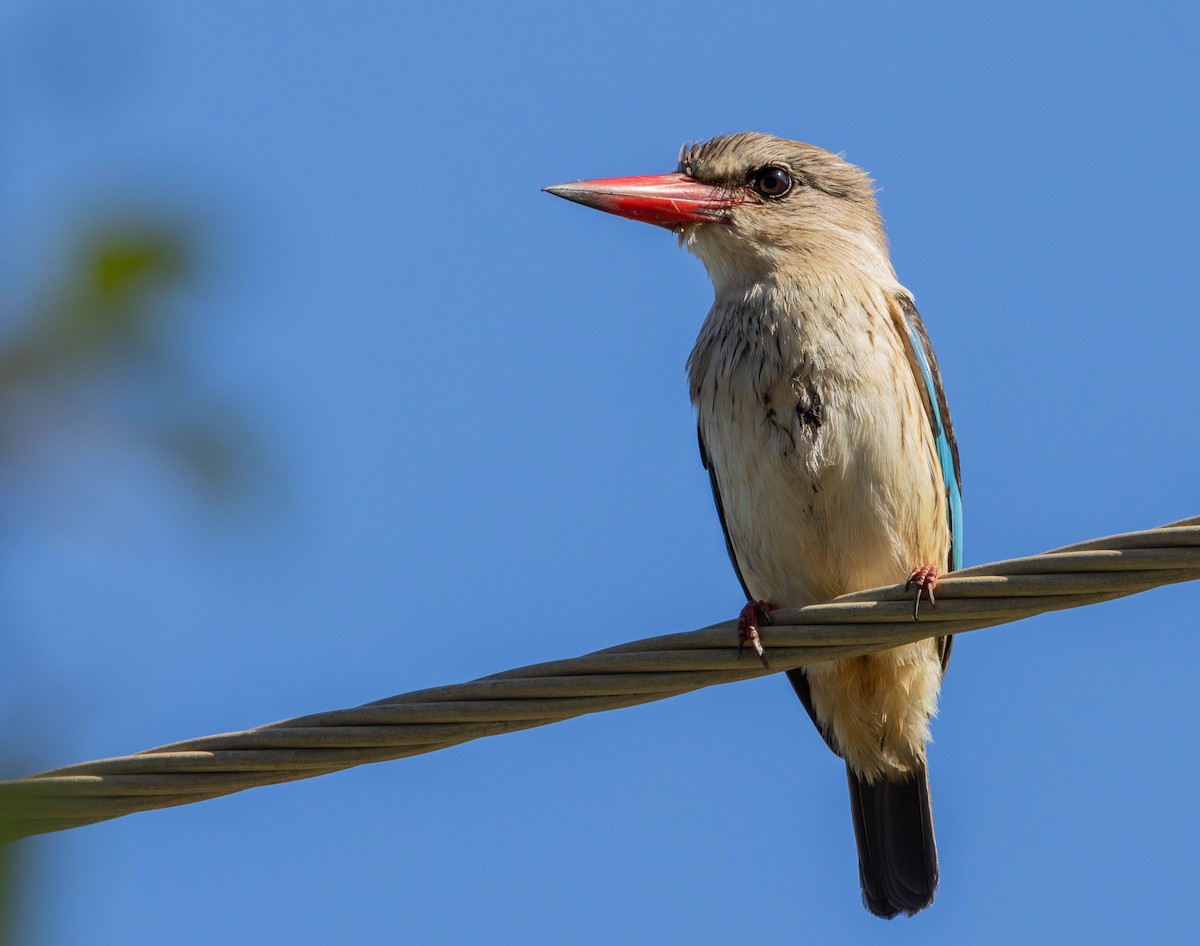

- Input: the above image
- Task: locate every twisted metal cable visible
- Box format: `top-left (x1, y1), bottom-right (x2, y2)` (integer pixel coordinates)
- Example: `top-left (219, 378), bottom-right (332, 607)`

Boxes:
top-left (3, 515), bottom-right (1198, 843)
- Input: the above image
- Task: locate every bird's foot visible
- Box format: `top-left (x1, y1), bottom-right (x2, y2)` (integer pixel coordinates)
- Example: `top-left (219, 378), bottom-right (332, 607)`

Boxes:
top-left (737, 600), bottom-right (774, 668)
top-left (905, 564), bottom-right (940, 620)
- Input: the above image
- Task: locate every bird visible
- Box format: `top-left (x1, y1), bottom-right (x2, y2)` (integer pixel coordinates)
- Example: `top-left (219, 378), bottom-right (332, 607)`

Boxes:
top-left (544, 132), bottom-right (961, 919)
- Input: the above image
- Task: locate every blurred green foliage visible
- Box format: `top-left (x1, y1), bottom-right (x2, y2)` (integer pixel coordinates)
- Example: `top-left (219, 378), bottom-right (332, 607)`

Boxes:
top-left (0, 787), bottom-right (31, 942)
top-left (0, 215), bottom-right (259, 937)
top-left (0, 218), bottom-right (253, 503)
top-left (1, 224), bottom-right (188, 377)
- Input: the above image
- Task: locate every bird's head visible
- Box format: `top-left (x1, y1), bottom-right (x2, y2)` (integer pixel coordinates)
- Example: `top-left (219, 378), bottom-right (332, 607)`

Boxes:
top-left (545, 132), bottom-right (896, 291)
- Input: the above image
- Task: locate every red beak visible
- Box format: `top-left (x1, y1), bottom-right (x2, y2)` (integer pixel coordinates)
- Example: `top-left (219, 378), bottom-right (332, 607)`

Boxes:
top-left (544, 173), bottom-right (740, 229)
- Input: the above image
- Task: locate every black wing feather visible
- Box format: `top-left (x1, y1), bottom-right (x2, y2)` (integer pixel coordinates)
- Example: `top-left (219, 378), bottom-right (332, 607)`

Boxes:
top-left (698, 426), bottom-right (752, 601)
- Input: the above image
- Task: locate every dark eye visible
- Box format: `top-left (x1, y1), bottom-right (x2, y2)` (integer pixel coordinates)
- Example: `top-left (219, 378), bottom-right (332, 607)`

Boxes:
top-left (752, 166), bottom-right (792, 198)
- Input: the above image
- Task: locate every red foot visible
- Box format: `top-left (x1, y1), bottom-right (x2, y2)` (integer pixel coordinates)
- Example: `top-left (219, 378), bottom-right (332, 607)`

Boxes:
top-left (905, 564), bottom-right (940, 620)
top-left (737, 600), bottom-right (774, 668)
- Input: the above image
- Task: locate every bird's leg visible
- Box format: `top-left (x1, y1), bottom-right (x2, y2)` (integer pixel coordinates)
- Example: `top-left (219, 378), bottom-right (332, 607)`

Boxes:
top-left (905, 564), bottom-right (940, 620)
top-left (737, 600), bottom-right (774, 668)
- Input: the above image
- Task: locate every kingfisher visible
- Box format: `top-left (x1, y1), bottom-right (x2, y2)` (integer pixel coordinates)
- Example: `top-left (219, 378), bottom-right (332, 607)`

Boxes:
top-left (545, 133), bottom-right (962, 918)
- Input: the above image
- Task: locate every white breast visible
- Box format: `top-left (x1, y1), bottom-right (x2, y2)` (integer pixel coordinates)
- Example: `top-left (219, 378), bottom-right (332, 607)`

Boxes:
top-left (689, 275), bottom-right (949, 608)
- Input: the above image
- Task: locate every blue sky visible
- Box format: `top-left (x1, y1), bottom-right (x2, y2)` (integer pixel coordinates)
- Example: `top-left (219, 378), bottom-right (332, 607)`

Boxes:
top-left (2, 2), bottom-right (1199, 943)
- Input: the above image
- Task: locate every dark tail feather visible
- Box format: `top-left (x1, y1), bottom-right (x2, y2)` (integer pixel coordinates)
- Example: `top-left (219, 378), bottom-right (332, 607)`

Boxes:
top-left (846, 763), bottom-right (939, 919)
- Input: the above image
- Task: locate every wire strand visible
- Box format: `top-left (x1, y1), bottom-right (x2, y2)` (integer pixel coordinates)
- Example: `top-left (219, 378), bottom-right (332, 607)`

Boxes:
top-left (2, 515), bottom-right (1197, 843)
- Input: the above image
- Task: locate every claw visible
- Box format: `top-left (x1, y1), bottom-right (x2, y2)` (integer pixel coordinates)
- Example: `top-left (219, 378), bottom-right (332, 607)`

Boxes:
top-left (737, 600), bottom-right (774, 668)
top-left (905, 564), bottom-right (940, 620)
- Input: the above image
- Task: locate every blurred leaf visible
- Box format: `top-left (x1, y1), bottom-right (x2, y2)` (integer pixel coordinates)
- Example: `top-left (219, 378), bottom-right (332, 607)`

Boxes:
top-left (67, 225), bottom-right (189, 345)
top-left (0, 793), bottom-right (25, 945)
top-left (1, 223), bottom-right (189, 378)
top-left (0, 217), bottom-right (259, 505)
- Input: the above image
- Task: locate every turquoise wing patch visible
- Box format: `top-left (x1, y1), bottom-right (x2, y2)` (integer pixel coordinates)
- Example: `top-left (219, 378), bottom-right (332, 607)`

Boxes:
top-left (902, 318), bottom-right (963, 572)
